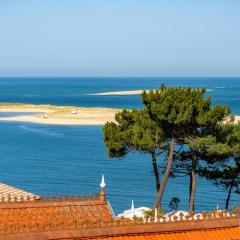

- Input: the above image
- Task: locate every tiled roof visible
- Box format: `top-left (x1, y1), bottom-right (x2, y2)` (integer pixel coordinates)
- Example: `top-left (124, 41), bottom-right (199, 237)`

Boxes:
top-left (0, 207), bottom-right (239, 240)
top-left (0, 183), bottom-right (38, 201)
top-left (0, 193), bottom-right (113, 235)
top-left (0, 183), bottom-right (239, 240)
top-left (92, 227), bottom-right (240, 240)
top-left (1, 220), bottom-right (240, 240)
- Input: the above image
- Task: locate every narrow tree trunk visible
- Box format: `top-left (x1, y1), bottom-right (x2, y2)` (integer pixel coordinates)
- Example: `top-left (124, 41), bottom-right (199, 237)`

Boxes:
top-left (153, 136), bottom-right (175, 209)
top-left (225, 178), bottom-right (234, 210)
top-left (189, 155), bottom-right (197, 212)
top-left (151, 150), bottom-right (161, 192)
top-left (189, 170), bottom-right (192, 204)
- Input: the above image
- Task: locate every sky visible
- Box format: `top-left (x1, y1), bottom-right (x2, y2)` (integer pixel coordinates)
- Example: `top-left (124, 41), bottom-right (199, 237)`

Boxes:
top-left (0, 0), bottom-right (240, 77)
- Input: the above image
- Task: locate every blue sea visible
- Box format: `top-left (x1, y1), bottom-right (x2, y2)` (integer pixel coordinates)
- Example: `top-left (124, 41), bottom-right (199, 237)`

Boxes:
top-left (0, 77), bottom-right (239, 213)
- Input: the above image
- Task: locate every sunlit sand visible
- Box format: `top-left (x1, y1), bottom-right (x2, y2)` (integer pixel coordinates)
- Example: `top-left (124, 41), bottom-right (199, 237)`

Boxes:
top-left (1, 103), bottom-right (239, 126)
top-left (88, 90), bottom-right (150, 96)
top-left (0, 103), bottom-right (120, 125)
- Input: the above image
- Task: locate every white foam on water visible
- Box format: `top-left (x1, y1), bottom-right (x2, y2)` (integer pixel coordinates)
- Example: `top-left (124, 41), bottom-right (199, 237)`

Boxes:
top-left (19, 125), bottom-right (64, 137)
top-left (206, 89), bottom-right (214, 92)
top-left (21, 94), bottom-right (40, 97)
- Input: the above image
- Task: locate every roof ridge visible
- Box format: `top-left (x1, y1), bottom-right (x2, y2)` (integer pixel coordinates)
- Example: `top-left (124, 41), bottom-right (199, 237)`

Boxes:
top-left (1, 218), bottom-right (239, 239)
top-left (0, 192), bottom-right (101, 205)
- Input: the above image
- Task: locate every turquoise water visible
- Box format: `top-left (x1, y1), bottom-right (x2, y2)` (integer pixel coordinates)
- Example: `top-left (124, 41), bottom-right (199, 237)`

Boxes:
top-left (0, 77), bottom-right (239, 213)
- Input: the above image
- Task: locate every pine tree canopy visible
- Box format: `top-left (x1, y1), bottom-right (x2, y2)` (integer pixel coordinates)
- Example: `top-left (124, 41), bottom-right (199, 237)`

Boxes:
top-left (103, 84), bottom-right (240, 209)
top-left (103, 109), bottom-right (165, 157)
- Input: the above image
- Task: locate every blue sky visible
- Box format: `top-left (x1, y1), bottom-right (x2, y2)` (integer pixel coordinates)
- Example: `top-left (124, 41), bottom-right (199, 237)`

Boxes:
top-left (0, 0), bottom-right (240, 77)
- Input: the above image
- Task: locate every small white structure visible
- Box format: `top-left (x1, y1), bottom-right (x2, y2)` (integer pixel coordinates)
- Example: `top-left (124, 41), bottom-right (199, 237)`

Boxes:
top-left (43, 113), bottom-right (48, 118)
top-left (72, 110), bottom-right (78, 114)
top-left (117, 200), bottom-right (150, 220)
top-left (100, 175), bottom-right (106, 188)
top-left (163, 210), bottom-right (189, 222)
top-left (117, 206), bottom-right (226, 222)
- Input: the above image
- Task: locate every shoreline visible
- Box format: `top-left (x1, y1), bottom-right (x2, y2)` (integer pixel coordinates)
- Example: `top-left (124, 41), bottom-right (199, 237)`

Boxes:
top-left (0, 103), bottom-right (240, 126)
top-left (0, 103), bottom-right (120, 125)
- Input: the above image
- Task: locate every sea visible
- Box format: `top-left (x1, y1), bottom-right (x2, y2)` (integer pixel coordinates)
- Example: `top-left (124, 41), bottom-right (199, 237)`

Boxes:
top-left (0, 77), bottom-right (239, 214)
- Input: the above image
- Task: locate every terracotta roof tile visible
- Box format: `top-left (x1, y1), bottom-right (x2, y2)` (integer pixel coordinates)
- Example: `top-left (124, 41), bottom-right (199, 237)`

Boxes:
top-left (2, 227), bottom-right (239, 240)
top-left (91, 227), bottom-right (240, 240)
top-left (0, 184), bottom-right (239, 240)
top-left (0, 183), bottom-right (38, 201)
top-left (0, 193), bottom-right (113, 234)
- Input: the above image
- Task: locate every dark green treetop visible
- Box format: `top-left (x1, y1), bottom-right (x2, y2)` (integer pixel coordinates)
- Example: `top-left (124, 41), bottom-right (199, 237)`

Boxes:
top-left (103, 109), bottom-right (165, 158)
top-left (103, 84), bottom-right (237, 209)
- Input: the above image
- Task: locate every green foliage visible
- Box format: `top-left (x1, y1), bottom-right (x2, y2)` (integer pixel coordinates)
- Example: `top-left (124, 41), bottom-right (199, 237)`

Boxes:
top-left (103, 108), bottom-right (165, 157)
top-left (200, 158), bottom-right (240, 191)
top-left (132, 216), bottom-right (144, 224)
top-left (103, 84), bottom-right (239, 210)
top-left (104, 84), bottom-right (233, 160)
top-left (142, 85), bottom-right (214, 138)
top-left (199, 123), bottom-right (240, 209)
top-left (103, 121), bottom-right (126, 157)
top-left (232, 203), bottom-right (239, 212)
top-left (143, 208), bottom-right (164, 217)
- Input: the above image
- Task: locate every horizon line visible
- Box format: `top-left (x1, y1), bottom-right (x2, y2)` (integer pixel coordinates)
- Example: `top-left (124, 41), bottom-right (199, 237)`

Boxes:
top-left (0, 75), bottom-right (240, 78)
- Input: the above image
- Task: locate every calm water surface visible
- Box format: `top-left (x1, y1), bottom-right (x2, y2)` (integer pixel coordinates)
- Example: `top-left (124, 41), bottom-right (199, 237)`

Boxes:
top-left (0, 77), bottom-right (239, 213)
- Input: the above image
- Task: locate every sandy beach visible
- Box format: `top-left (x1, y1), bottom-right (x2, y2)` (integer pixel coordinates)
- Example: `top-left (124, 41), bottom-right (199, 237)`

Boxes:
top-left (0, 103), bottom-right (240, 126)
top-left (88, 89), bottom-right (150, 96)
top-left (0, 103), bottom-right (120, 125)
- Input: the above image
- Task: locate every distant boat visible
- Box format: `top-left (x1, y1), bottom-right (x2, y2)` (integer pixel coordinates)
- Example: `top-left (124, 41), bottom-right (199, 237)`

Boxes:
top-left (43, 113), bottom-right (48, 118)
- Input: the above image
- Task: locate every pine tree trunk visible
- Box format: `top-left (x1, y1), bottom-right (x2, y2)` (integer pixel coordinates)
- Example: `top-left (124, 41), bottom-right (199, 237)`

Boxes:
top-left (225, 179), bottom-right (234, 210)
top-left (153, 136), bottom-right (175, 209)
top-left (189, 155), bottom-right (197, 212)
top-left (189, 170), bottom-right (192, 204)
top-left (151, 150), bottom-right (161, 192)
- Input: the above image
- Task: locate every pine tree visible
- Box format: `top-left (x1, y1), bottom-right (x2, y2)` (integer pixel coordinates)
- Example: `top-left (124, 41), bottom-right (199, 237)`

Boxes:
top-left (103, 84), bottom-right (234, 209)
top-left (103, 109), bottom-right (166, 193)
top-left (200, 124), bottom-right (240, 210)
top-left (142, 85), bottom-right (232, 208)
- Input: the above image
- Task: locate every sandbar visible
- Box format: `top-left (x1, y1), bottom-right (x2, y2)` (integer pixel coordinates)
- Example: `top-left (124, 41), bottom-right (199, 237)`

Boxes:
top-left (88, 90), bottom-right (150, 96)
top-left (0, 103), bottom-right (120, 125)
top-left (0, 103), bottom-right (239, 126)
